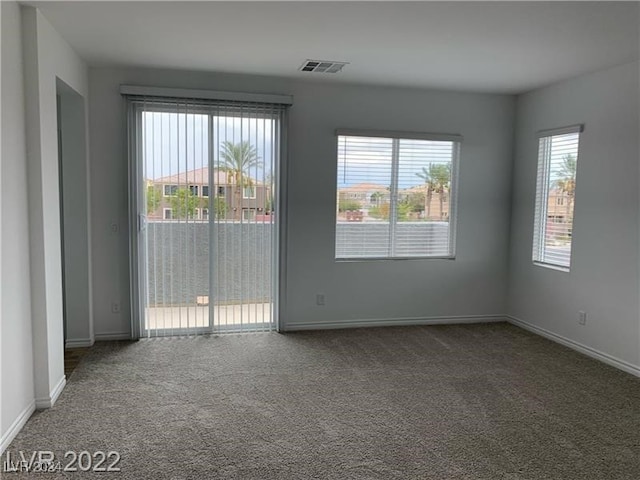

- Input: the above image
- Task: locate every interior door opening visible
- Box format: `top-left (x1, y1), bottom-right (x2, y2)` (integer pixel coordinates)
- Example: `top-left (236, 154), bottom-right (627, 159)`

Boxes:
top-left (56, 78), bottom-right (92, 351)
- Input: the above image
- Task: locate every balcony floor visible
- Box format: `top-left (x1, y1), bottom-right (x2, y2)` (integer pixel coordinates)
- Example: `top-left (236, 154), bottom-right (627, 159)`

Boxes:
top-left (145, 302), bottom-right (272, 333)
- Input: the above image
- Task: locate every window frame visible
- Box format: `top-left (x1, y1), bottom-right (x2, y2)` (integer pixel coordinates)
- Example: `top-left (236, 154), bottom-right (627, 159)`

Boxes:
top-left (242, 186), bottom-right (256, 199)
top-left (532, 124), bottom-right (583, 272)
top-left (242, 208), bottom-right (256, 221)
top-left (334, 129), bottom-right (462, 261)
top-left (163, 184), bottom-right (178, 197)
top-left (163, 207), bottom-right (173, 220)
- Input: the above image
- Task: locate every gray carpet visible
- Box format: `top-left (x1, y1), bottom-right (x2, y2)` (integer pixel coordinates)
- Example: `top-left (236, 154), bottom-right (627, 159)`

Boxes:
top-left (5, 323), bottom-right (640, 479)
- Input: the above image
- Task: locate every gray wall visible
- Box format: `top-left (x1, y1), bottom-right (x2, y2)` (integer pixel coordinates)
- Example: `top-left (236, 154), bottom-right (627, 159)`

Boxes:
top-left (146, 222), bottom-right (272, 305)
top-left (22, 5), bottom-right (90, 406)
top-left (1, 0), bottom-right (35, 448)
top-left (508, 61), bottom-right (640, 370)
top-left (0, 6), bottom-right (90, 450)
top-left (88, 66), bottom-right (515, 335)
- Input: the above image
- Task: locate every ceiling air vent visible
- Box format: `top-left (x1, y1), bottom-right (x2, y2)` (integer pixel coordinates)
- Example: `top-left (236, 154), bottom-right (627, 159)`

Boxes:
top-left (299, 60), bottom-right (348, 74)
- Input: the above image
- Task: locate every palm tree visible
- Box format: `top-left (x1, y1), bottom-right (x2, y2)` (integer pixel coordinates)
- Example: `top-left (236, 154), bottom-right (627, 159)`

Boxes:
top-left (370, 191), bottom-right (384, 207)
top-left (415, 166), bottom-right (436, 219)
top-left (264, 172), bottom-right (275, 214)
top-left (555, 154), bottom-right (577, 219)
top-left (431, 164), bottom-right (451, 220)
top-left (219, 141), bottom-right (260, 220)
top-left (416, 163), bottom-right (451, 220)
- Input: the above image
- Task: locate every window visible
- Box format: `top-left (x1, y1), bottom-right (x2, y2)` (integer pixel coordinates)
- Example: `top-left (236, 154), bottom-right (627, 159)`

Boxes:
top-left (242, 209), bottom-right (255, 221)
top-left (189, 185), bottom-right (199, 196)
top-left (163, 208), bottom-right (173, 220)
top-left (202, 185), bottom-right (209, 197)
top-left (243, 186), bottom-right (256, 199)
top-left (202, 208), bottom-right (209, 221)
top-left (335, 130), bottom-right (461, 259)
top-left (163, 184), bottom-right (178, 196)
top-left (218, 186), bottom-right (226, 196)
top-left (533, 125), bottom-right (582, 270)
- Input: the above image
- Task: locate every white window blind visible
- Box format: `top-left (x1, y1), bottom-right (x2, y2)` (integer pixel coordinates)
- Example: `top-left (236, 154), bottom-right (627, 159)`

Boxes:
top-left (533, 125), bottom-right (583, 270)
top-left (335, 130), bottom-right (461, 259)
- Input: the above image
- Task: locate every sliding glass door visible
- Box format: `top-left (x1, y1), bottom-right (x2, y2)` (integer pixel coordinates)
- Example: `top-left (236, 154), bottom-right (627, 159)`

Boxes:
top-left (128, 96), bottom-right (286, 337)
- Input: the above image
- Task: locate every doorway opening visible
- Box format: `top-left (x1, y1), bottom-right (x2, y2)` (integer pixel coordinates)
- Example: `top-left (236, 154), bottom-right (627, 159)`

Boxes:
top-left (56, 78), bottom-right (92, 358)
top-left (128, 96), bottom-right (287, 337)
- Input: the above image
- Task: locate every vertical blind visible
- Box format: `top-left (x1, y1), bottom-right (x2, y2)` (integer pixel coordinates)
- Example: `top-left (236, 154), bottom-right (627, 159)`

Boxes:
top-left (335, 130), bottom-right (461, 259)
top-left (126, 93), bottom-right (287, 337)
top-left (533, 125), bottom-right (583, 270)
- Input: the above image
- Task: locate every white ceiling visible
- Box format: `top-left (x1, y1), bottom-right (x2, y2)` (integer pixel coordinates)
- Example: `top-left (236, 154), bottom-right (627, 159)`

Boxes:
top-left (31, 1), bottom-right (639, 94)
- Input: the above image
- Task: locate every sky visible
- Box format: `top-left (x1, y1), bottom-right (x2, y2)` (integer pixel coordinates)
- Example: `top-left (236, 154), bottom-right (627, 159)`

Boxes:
top-left (337, 136), bottom-right (455, 190)
top-left (142, 113), bottom-right (473, 191)
top-left (142, 112), bottom-right (276, 182)
top-left (543, 132), bottom-right (580, 183)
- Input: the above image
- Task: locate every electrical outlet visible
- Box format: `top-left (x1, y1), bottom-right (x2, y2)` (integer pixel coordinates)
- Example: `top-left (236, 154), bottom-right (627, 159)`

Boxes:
top-left (316, 293), bottom-right (325, 306)
top-left (111, 302), bottom-right (121, 314)
top-left (578, 311), bottom-right (587, 325)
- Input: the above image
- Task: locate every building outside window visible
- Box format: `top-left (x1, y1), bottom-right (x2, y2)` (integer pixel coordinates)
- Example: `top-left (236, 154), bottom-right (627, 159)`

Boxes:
top-left (335, 130), bottom-right (461, 259)
top-left (532, 125), bottom-right (582, 270)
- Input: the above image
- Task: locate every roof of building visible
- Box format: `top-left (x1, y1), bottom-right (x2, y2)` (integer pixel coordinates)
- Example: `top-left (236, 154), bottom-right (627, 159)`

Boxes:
top-left (338, 183), bottom-right (389, 193)
top-left (400, 184), bottom-right (428, 194)
top-left (149, 167), bottom-right (263, 186)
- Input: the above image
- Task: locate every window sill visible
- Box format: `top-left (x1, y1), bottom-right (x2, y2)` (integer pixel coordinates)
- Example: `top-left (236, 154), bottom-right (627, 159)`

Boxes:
top-left (336, 256), bottom-right (456, 262)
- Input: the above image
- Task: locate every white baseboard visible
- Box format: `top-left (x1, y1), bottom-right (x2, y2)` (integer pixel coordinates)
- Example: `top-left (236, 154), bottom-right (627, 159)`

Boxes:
top-left (0, 400), bottom-right (36, 455)
top-left (507, 315), bottom-right (640, 378)
top-left (284, 314), bottom-right (506, 332)
top-left (94, 332), bottom-right (131, 341)
top-left (35, 376), bottom-right (66, 409)
top-left (65, 337), bottom-right (94, 349)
